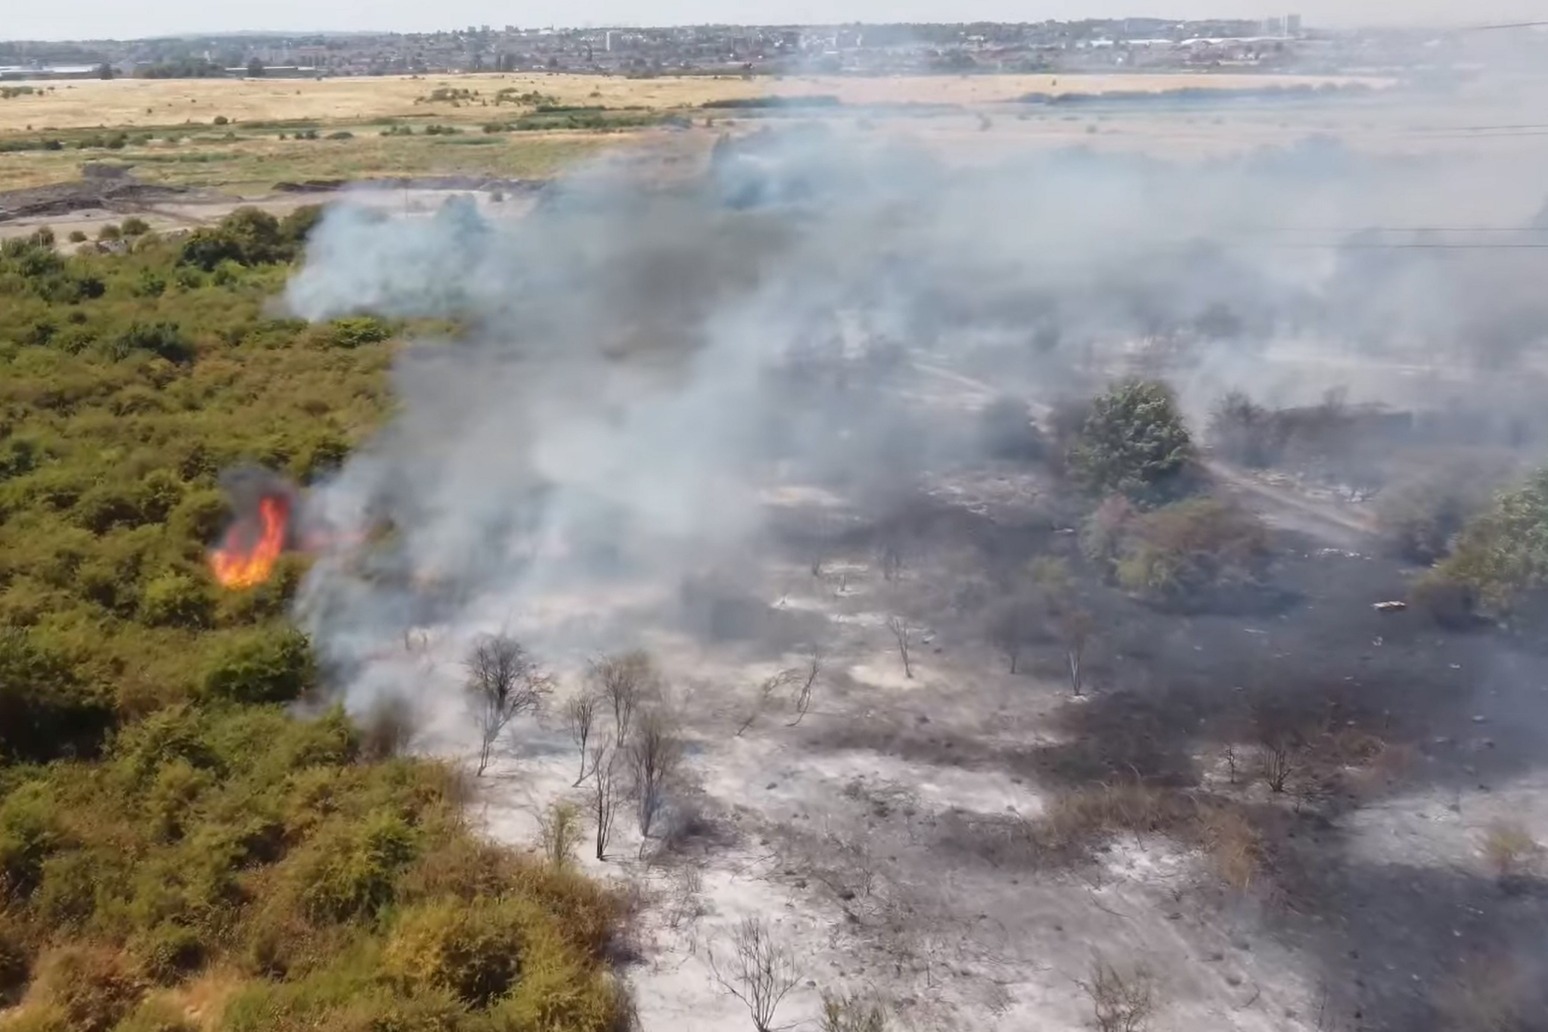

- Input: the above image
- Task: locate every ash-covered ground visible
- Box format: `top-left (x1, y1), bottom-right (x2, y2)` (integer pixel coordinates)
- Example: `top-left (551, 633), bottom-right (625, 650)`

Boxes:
top-left (275, 82), bottom-right (1548, 1032)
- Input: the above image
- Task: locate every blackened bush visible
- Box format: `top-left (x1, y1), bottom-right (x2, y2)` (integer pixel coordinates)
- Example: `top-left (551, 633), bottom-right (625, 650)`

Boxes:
top-left (980, 395), bottom-right (1046, 462)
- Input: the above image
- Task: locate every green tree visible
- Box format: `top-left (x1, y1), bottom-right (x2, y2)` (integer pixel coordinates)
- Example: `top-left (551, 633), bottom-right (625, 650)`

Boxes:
top-left (246, 57), bottom-right (266, 78)
top-left (1069, 379), bottom-right (1193, 503)
top-left (1426, 468), bottom-right (1548, 626)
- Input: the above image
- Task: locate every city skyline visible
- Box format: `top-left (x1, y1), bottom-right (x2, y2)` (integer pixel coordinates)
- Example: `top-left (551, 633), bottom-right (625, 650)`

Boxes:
top-left (5, 1), bottom-right (1545, 43)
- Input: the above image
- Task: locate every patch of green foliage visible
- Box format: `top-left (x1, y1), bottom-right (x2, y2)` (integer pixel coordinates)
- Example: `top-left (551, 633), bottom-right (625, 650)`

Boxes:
top-left (1420, 468), bottom-right (1548, 628)
top-left (1068, 379), bottom-right (1194, 503)
top-left (0, 210), bottom-right (625, 1028)
top-left (1085, 494), bottom-right (1270, 606)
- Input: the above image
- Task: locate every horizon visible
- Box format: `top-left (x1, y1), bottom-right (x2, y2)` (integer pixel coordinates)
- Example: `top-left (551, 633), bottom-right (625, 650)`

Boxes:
top-left (5, 2), bottom-right (1546, 45)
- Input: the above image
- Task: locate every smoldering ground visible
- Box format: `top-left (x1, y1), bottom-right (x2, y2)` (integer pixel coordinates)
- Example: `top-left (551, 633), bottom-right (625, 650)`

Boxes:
top-left (279, 121), bottom-right (1548, 1029)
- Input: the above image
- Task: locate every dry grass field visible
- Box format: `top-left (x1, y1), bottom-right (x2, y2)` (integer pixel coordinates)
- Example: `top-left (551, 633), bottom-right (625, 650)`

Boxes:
top-left (0, 130), bottom-right (626, 194)
top-left (0, 71), bottom-right (1380, 131)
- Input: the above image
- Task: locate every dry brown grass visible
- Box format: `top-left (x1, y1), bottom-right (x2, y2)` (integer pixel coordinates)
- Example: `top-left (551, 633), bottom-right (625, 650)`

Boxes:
top-left (0, 71), bottom-right (1379, 133)
top-left (0, 130), bottom-right (623, 195)
top-left (1480, 820), bottom-right (1540, 883)
top-left (1025, 784), bottom-right (1263, 890)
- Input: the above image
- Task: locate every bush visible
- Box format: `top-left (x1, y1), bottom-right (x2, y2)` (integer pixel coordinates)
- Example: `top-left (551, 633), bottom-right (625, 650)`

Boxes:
top-left (1069, 379), bottom-right (1193, 503)
top-left (318, 315), bottom-right (391, 349)
top-left (0, 784), bottom-right (60, 900)
top-left (27, 944), bottom-right (145, 1032)
top-left (979, 395), bottom-right (1045, 462)
top-left (131, 923), bottom-right (206, 984)
top-left (1377, 458), bottom-right (1515, 565)
top-left (292, 810), bottom-right (418, 923)
top-left (119, 217), bottom-right (151, 237)
top-left (1109, 497), bottom-right (1270, 603)
top-left (112, 997), bottom-right (199, 1032)
top-left (108, 322), bottom-right (193, 364)
top-left (202, 627), bottom-right (317, 704)
top-left (0, 630), bottom-right (111, 763)
top-left (1427, 468), bottom-right (1548, 626)
top-left (140, 573), bottom-right (214, 629)
top-left (382, 898), bottom-right (533, 1004)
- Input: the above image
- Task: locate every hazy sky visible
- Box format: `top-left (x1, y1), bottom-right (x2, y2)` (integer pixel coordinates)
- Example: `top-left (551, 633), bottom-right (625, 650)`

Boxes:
top-left (6, 1), bottom-right (1544, 42)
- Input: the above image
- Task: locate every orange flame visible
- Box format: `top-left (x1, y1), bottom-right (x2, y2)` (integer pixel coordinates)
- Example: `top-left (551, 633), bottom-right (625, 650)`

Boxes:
top-left (210, 494), bottom-right (291, 589)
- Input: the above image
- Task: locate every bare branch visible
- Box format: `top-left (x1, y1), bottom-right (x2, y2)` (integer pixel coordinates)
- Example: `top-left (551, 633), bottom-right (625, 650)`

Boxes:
top-left (591, 739), bottom-right (620, 861)
top-left (738, 669), bottom-right (798, 737)
top-left (630, 707), bottom-right (684, 856)
top-left (590, 649), bottom-right (659, 744)
top-left (787, 652), bottom-right (821, 727)
top-left (464, 633), bottom-right (553, 776)
top-left (886, 615), bottom-right (914, 679)
top-left (565, 692), bottom-right (600, 787)
top-left (709, 917), bottom-right (803, 1032)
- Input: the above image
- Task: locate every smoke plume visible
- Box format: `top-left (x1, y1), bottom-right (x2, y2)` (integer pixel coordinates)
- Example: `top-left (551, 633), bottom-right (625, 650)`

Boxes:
top-left (282, 124), bottom-right (1548, 713)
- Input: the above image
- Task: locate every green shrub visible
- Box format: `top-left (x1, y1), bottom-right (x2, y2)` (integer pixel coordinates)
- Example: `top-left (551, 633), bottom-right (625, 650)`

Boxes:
top-left (111, 997), bottom-right (199, 1032)
top-left (107, 322), bottom-right (193, 364)
top-left (202, 627), bottom-right (316, 704)
top-left (0, 910), bottom-right (33, 999)
top-left (119, 217), bottom-right (151, 237)
top-left (318, 315), bottom-right (391, 349)
top-left (139, 573), bottom-right (214, 629)
top-left (293, 810), bottom-right (419, 923)
top-left (382, 898), bottom-right (530, 1004)
top-left (0, 785), bottom-right (60, 897)
top-left (1109, 496), bottom-right (1270, 603)
top-left (131, 923), bottom-right (206, 984)
top-left (0, 631), bottom-right (112, 763)
top-left (1428, 468), bottom-right (1548, 626)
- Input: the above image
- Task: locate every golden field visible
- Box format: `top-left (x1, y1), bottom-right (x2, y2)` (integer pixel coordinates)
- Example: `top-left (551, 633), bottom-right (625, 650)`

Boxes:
top-left (0, 71), bottom-right (1381, 132)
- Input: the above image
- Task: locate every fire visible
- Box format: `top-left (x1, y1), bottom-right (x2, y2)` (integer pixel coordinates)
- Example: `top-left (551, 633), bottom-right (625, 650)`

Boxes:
top-left (210, 494), bottom-right (291, 589)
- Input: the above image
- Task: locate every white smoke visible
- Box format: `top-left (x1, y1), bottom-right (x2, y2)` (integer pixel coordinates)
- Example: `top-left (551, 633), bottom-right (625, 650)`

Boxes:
top-left (282, 127), bottom-right (1548, 713)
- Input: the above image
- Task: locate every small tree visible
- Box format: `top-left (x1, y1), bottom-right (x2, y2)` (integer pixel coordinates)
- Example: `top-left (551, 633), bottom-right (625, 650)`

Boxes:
top-left (1259, 732), bottom-right (1297, 794)
top-left (464, 634), bottom-right (552, 776)
top-left (591, 650), bottom-right (656, 743)
top-left (886, 615), bottom-right (913, 679)
top-left (1080, 957), bottom-right (1157, 1032)
top-left (1059, 607), bottom-right (1093, 696)
top-left (539, 801), bottom-right (583, 869)
top-left (1069, 379), bottom-right (1193, 503)
top-left (591, 741), bottom-right (620, 861)
top-left (821, 992), bottom-right (888, 1032)
top-left (738, 669), bottom-right (795, 737)
top-left (565, 693), bottom-right (599, 787)
top-left (247, 57), bottom-right (266, 77)
top-left (709, 917), bottom-right (802, 1032)
top-left (630, 707), bottom-right (683, 855)
top-left (987, 594), bottom-right (1039, 674)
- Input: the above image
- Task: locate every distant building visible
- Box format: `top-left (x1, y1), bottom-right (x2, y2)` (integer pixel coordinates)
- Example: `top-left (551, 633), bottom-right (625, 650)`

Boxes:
top-left (1262, 16), bottom-right (1285, 37)
top-left (1286, 13), bottom-right (1304, 38)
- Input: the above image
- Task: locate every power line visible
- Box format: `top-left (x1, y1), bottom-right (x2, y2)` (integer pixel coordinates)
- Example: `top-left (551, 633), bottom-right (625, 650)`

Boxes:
top-left (1451, 19), bottom-right (1548, 31)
